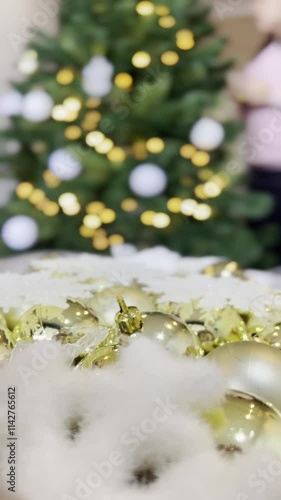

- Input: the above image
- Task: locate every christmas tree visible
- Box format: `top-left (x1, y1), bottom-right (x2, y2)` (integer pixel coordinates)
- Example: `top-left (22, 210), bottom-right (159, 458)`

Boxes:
top-left (0, 0), bottom-right (276, 266)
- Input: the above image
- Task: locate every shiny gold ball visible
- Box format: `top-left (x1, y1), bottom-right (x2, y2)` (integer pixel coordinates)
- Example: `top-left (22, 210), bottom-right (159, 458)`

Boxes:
top-left (208, 342), bottom-right (281, 414)
top-left (141, 312), bottom-right (195, 355)
top-left (206, 390), bottom-right (281, 457)
top-left (12, 301), bottom-right (99, 345)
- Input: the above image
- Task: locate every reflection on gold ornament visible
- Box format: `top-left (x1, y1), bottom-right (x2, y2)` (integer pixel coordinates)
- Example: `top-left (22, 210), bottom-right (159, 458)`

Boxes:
top-left (202, 261), bottom-right (246, 279)
top-left (205, 390), bottom-right (281, 457)
top-left (140, 311), bottom-right (195, 355)
top-left (208, 342), bottom-right (281, 414)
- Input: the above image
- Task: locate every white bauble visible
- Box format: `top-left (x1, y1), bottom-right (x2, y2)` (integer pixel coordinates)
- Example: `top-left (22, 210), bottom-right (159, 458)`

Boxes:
top-left (0, 90), bottom-right (23, 117)
top-left (48, 149), bottom-right (82, 180)
top-left (1, 216), bottom-right (39, 251)
top-left (22, 90), bottom-right (54, 123)
top-left (82, 56), bottom-right (114, 97)
top-left (129, 163), bottom-right (167, 197)
top-left (190, 117), bottom-right (225, 151)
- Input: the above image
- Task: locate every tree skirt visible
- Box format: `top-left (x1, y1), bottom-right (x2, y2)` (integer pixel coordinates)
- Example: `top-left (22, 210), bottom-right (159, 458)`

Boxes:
top-left (0, 248), bottom-right (281, 500)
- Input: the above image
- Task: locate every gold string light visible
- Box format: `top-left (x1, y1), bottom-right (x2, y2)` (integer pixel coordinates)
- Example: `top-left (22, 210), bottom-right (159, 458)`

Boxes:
top-left (92, 235), bottom-right (109, 250)
top-left (63, 97), bottom-right (82, 112)
top-left (62, 201), bottom-right (81, 216)
top-left (56, 68), bottom-right (74, 85)
top-left (95, 138), bottom-right (114, 154)
top-left (146, 137), bottom-right (165, 154)
top-left (132, 140), bottom-right (147, 160)
top-left (132, 51), bottom-right (151, 68)
top-left (83, 214), bottom-right (102, 229)
top-left (86, 131), bottom-right (105, 148)
top-left (86, 201), bottom-right (105, 214)
top-left (100, 209), bottom-right (116, 224)
top-left (167, 197), bottom-right (182, 213)
top-left (107, 147), bottom-right (126, 163)
top-left (121, 198), bottom-right (138, 212)
top-left (85, 98), bottom-right (101, 109)
top-left (52, 105), bottom-right (67, 122)
top-left (29, 189), bottom-right (45, 204)
top-left (203, 181), bottom-right (222, 198)
top-left (155, 5), bottom-right (170, 15)
top-left (180, 144), bottom-right (196, 159)
top-left (158, 15), bottom-right (176, 28)
top-left (176, 29), bottom-right (195, 50)
top-left (153, 213), bottom-right (171, 228)
top-left (31, 141), bottom-right (47, 154)
top-left (193, 203), bottom-right (212, 221)
top-left (108, 234), bottom-right (125, 246)
top-left (58, 193), bottom-right (78, 210)
top-left (43, 202), bottom-right (60, 217)
top-left (114, 73), bottom-right (133, 90)
top-left (16, 182), bottom-right (34, 199)
top-left (80, 226), bottom-right (95, 238)
top-left (194, 184), bottom-right (208, 200)
top-left (65, 125), bottom-right (82, 141)
top-left (43, 170), bottom-right (61, 188)
top-left (161, 51), bottom-right (179, 66)
top-left (181, 199), bottom-right (198, 216)
top-left (136, 1), bottom-right (155, 15)
top-left (192, 151), bottom-right (210, 167)
top-left (141, 211), bottom-right (156, 225)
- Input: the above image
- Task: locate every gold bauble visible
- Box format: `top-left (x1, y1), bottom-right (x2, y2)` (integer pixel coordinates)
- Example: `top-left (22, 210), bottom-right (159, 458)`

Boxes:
top-left (2, 304), bottom-right (32, 330)
top-left (140, 312), bottom-right (195, 355)
top-left (88, 286), bottom-right (156, 325)
top-left (202, 261), bottom-right (246, 279)
top-left (208, 342), bottom-right (281, 414)
top-left (205, 390), bottom-right (281, 456)
top-left (12, 300), bottom-right (99, 345)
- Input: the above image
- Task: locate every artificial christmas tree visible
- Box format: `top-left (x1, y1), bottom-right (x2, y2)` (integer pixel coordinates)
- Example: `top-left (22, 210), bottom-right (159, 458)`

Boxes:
top-left (0, 0), bottom-right (277, 266)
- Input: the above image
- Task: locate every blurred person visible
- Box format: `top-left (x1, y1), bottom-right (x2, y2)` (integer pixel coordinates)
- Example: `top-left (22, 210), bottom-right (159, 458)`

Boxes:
top-left (229, 0), bottom-right (281, 227)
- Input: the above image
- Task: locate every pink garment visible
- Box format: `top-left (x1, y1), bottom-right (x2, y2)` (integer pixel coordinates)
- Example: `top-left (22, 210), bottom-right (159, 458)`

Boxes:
top-left (243, 41), bottom-right (281, 169)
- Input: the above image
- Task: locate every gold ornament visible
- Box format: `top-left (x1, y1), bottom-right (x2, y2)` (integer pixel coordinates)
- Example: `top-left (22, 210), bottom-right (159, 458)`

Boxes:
top-left (140, 311), bottom-right (195, 355)
top-left (205, 390), bottom-right (281, 456)
top-left (88, 286), bottom-right (156, 325)
top-left (202, 261), bottom-right (246, 279)
top-left (12, 300), bottom-right (99, 345)
top-left (208, 342), bottom-right (281, 414)
top-left (115, 296), bottom-right (143, 335)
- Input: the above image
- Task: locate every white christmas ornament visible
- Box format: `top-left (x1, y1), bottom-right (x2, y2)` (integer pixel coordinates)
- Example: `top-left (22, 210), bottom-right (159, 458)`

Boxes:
top-left (82, 56), bottom-right (114, 97)
top-left (0, 90), bottom-right (23, 117)
top-left (190, 117), bottom-right (225, 151)
top-left (129, 163), bottom-right (167, 197)
top-left (1, 215), bottom-right (38, 251)
top-left (48, 149), bottom-right (82, 180)
top-left (22, 90), bottom-right (54, 123)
